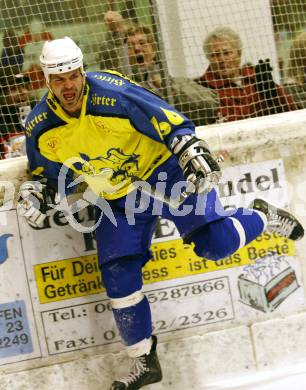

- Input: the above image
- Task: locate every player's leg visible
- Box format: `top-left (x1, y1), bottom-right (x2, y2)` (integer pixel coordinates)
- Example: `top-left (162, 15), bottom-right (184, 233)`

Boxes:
top-left (173, 191), bottom-right (304, 261)
top-left (167, 188), bottom-right (265, 260)
top-left (95, 203), bottom-right (162, 389)
top-left (100, 256), bottom-right (162, 390)
top-left (163, 170), bottom-right (303, 260)
top-left (186, 206), bottom-right (266, 260)
top-left (101, 256), bottom-right (152, 353)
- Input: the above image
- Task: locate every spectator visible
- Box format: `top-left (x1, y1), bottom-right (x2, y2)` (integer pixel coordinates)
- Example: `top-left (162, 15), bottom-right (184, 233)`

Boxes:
top-left (1, 29), bottom-right (24, 72)
top-left (127, 26), bottom-right (221, 125)
top-left (98, 11), bottom-right (165, 79)
top-left (126, 25), bottom-right (167, 93)
top-left (284, 31), bottom-right (306, 109)
top-left (0, 66), bottom-right (34, 159)
top-left (99, 21), bottom-right (219, 125)
top-left (196, 27), bottom-right (297, 122)
top-left (101, 22), bottom-right (158, 88)
top-left (21, 19), bottom-right (54, 95)
top-left (99, 10), bottom-right (132, 76)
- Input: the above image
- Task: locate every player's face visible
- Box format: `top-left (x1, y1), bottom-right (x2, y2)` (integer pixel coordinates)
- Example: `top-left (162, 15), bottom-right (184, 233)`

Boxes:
top-left (49, 69), bottom-right (84, 113)
top-left (127, 33), bottom-right (155, 67)
top-left (207, 38), bottom-right (241, 79)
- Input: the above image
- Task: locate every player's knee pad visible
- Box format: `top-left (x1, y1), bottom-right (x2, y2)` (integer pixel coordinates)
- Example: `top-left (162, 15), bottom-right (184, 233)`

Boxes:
top-left (191, 217), bottom-right (244, 261)
top-left (100, 256), bottom-right (143, 299)
top-left (110, 290), bottom-right (152, 346)
top-left (191, 208), bottom-right (265, 261)
top-left (230, 207), bottom-right (265, 242)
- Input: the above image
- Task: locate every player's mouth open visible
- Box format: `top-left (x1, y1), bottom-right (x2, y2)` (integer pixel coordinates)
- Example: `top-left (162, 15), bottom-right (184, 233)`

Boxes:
top-left (63, 92), bottom-right (76, 101)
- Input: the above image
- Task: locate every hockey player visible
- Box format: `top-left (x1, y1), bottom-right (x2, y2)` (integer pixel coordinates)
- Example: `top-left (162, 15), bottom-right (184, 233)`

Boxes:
top-left (18, 37), bottom-right (304, 390)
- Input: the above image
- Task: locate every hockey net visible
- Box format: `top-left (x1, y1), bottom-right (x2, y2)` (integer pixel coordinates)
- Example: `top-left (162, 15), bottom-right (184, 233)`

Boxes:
top-left (0, 0), bottom-right (305, 159)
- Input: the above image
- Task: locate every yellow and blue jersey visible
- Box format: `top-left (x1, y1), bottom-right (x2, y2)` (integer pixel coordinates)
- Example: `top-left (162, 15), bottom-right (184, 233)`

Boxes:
top-left (25, 70), bottom-right (195, 199)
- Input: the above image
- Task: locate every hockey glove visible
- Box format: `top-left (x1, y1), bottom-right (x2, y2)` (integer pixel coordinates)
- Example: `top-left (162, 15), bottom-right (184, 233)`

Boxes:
top-left (255, 58), bottom-right (278, 100)
top-left (17, 181), bottom-right (58, 227)
top-left (170, 135), bottom-right (221, 194)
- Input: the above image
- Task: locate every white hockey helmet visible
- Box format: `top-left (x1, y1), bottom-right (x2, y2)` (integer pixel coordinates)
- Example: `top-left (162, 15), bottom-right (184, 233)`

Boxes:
top-left (40, 37), bottom-right (84, 82)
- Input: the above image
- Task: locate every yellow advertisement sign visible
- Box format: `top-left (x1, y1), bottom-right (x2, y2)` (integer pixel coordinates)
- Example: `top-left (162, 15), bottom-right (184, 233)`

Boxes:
top-left (34, 254), bottom-right (103, 303)
top-left (34, 232), bottom-right (294, 303)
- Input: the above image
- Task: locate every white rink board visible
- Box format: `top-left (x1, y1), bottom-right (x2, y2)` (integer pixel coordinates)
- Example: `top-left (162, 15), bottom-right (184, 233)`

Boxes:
top-left (0, 210), bottom-right (41, 365)
top-left (0, 159), bottom-right (304, 369)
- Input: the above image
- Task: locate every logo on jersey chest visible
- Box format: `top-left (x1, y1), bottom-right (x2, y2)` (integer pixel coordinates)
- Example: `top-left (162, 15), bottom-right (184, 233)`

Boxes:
top-left (73, 148), bottom-right (140, 184)
top-left (47, 137), bottom-right (61, 150)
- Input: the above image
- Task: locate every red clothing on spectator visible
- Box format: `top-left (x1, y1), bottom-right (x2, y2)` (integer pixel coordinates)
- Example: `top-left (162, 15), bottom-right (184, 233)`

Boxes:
top-left (19, 30), bottom-right (53, 49)
top-left (25, 64), bottom-right (46, 90)
top-left (197, 65), bottom-right (296, 122)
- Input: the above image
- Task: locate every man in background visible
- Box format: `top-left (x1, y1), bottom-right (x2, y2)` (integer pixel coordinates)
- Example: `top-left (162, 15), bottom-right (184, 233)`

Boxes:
top-left (196, 26), bottom-right (296, 122)
top-left (99, 15), bottom-right (220, 126)
top-left (99, 10), bottom-right (132, 76)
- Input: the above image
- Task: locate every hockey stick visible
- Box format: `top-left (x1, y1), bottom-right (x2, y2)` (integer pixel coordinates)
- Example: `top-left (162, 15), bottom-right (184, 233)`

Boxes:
top-left (130, 174), bottom-right (194, 209)
top-left (69, 152), bottom-right (227, 210)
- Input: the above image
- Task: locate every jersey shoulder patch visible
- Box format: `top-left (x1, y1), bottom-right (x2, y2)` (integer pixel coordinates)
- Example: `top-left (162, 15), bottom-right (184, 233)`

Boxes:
top-left (87, 71), bottom-right (127, 90)
top-left (25, 97), bottom-right (64, 138)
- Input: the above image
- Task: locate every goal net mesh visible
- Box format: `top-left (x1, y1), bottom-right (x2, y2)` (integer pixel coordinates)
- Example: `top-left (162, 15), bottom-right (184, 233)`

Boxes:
top-left (0, 0), bottom-right (305, 159)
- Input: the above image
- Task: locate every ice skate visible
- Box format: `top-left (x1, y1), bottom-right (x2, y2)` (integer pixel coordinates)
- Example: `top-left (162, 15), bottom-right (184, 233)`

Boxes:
top-left (111, 335), bottom-right (162, 390)
top-left (249, 198), bottom-right (304, 241)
